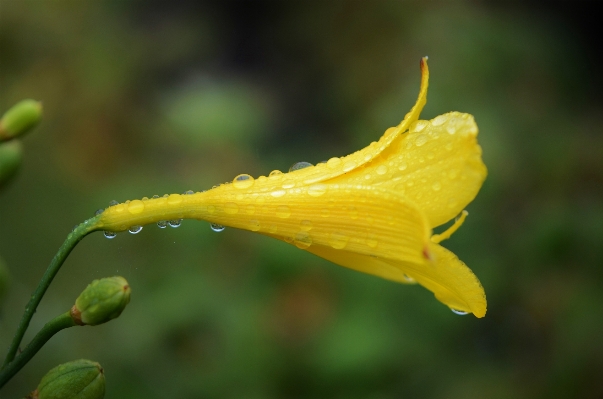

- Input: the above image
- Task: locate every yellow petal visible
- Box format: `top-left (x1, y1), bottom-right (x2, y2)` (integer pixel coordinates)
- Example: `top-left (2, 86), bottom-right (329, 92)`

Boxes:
top-left (334, 112), bottom-right (486, 228)
top-left (305, 241), bottom-right (486, 318)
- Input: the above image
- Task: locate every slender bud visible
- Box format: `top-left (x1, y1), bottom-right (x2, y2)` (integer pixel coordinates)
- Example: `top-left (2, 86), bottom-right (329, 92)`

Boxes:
top-left (0, 100), bottom-right (42, 141)
top-left (0, 140), bottom-right (22, 185)
top-left (31, 359), bottom-right (105, 399)
top-left (70, 276), bottom-right (131, 326)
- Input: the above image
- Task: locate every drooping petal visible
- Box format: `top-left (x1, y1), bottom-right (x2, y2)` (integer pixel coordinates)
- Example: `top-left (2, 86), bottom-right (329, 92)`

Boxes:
top-left (334, 112), bottom-right (486, 228)
top-left (305, 241), bottom-right (486, 318)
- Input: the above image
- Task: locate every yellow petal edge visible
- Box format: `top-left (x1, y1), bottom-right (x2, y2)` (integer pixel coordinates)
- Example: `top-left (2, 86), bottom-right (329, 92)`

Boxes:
top-left (97, 58), bottom-right (488, 317)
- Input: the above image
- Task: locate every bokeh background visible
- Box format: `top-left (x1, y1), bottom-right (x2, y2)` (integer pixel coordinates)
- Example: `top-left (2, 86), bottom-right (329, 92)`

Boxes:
top-left (1, 1), bottom-right (602, 398)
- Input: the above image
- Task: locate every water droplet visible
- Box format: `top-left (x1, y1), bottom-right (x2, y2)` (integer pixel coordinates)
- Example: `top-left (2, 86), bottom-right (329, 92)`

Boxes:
top-left (446, 124), bottom-right (456, 135)
top-left (308, 184), bottom-right (327, 197)
top-left (342, 160), bottom-right (357, 172)
top-left (294, 231), bottom-right (312, 249)
top-left (109, 200), bottom-right (119, 206)
top-left (269, 170), bottom-right (283, 179)
top-left (364, 174), bottom-right (372, 180)
top-left (104, 231), bottom-right (117, 239)
top-left (451, 309), bottom-right (469, 315)
top-left (317, 160), bottom-right (328, 165)
top-left (432, 182), bottom-right (442, 191)
top-left (329, 232), bottom-right (349, 249)
top-left (271, 189), bottom-right (286, 198)
top-left (326, 157), bottom-right (342, 168)
top-left (447, 198), bottom-right (458, 208)
top-left (163, 194), bottom-right (169, 198)
top-left (282, 179), bottom-right (295, 189)
top-left (376, 165), bottom-right (388, 175)
top-left (210, 223), bottom-right (225, 232)
top-left (95, 208), bottom-right (104, 216)
top-left (128, 200), bottom-right (145, 214)
top-left (152, 195), bottom-right (160, 199)
top-left (142, 197), bottom-right (149, 201)
top-left (224, 202), bottom-right (239, 214)
top-left (233, 174), bottom-right (255, 189)
top-left (276, 205), bottom-right (291, 218)
top-left (183, 190), bottom-right (194, 195)
top-left (129, 225), bottom-right (143, 234)
top-left (300, 220), bottom-right (313, 231)
top-left (403, 274), bottom-right (415, 282)
top-left (248, 219), bottom-right (261, 231)
top-left (157, 220), bottom-right (168, 229)
top-left (415, 134), bottom-right (428, 147)
top-left (432, 114), bottom-right (447, 126)
top-left (168, 219), bottom-right (182, 228)
top-left (289, 161), bottom-right (313, 172)
top-left (411, 120), bottom-right (429, 132)
top-left (398, 162), bottom-right (408, 171)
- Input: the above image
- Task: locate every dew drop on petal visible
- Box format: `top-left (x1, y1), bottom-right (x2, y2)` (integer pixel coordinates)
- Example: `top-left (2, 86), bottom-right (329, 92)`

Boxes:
top-left (342, 160), bottom-right (357, 172)
top-left (167, 194), bottom-right (183, 205)
top-left (276, 205), bottom-right (291, 218)
top-left (432, 114), bottom-right (448, 126)
top-left (308, 184), bottom-right (327, 197)
top-left (289, 161), bottom-right (313, 172)
top-left (129, 225), bottom-right (143, 234)
top-left (398, 162), bottom-right (408, 171)
top-left (326, 157), bottom-right (342, 168)
top-left (269, 170), bottom-right (283, 179)
top-left (95, 208), bottom-right (104, 216)
top-left (294, 231), bottom-right (312, 249)
top-left (210, 223), bottom-right (225, 232)
top-left (104, 231), bottom-right (117, 239)
top-left (432, 182), bottom-right (442, 191)
top-left (329, 232), bottom-right (349, 249)
top-left (233, 174), bottom-right (255, 189)
top-left (447, 197), bottom-right (459, 208)
top-left (128, 200), bottom-right (145, 214)
top-left (109, 200), bottom-right (119, 206)
top-left (152, 195), bottom-right (160, 199)
top-left (224, 202), bottom-right (239, 214)
top-left (376, 165), bottom-right (388, 175)
top-left (451, 308), bottom-right (469, 315)
top-left (168, 219), bottom-right (182, 228)
top-left (300, 220), bottom-right (313, 231)
top-left (249, 219), bottom-right (261, 231)
top-left (403, 274), bottom-right (415, 282)
top-left (157, 220), bottom-right (168, 229)
top-left (415, 134), bottom-right (428, 147)
top-left (282, 179), bottom-right (295, 189)
top-left (271, 189), bottom-right (286, 198)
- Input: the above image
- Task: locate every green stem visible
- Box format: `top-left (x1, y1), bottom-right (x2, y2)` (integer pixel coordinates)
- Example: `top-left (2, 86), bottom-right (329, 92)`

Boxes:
top-left (2, 216), bottom-right (101, 369)
top-left (0, 312), bottom-right (77, 388)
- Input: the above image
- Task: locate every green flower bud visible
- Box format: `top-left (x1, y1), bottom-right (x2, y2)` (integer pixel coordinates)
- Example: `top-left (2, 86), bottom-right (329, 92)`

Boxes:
top-left (0, 100), bottom-right (42, 141)
top-left (71, 276), bottom-right (131, 326)
top-left (0, 140), bottom-right (22, 185)
top-left (33, 359), bottom-right (105, 399)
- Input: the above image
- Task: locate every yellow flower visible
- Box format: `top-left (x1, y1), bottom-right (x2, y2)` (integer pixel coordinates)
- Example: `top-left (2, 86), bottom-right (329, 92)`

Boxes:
top-left (97, 58), bottom-right (487, 317)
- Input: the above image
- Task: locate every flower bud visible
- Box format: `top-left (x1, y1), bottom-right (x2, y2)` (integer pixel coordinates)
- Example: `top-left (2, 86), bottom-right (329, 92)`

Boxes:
top-left (0, 100), bottom-right (42, 141)
top-left (34, 359), bottom-right (105, 399)
top-left (0, 140), bottom-right (22, 185)
top-left (71, 276), bottom-right (131, 326)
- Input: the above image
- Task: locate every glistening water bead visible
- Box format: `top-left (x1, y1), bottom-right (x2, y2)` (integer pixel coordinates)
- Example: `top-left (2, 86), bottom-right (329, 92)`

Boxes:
top-left (95, 209), bottom-right (104, 216)
top-left (451, 309), bottom-right (469, 315)
top-left (128, 225), bottom-right (143, 234)
top-left (289, 161), bottom-right (313, 172)
top-left (157, 220), bottom-right (168, 229)
top-left (210, 223), bottom-right (225, 232)
top-left (168, 219), bottom-right (182, 228)
top-left (104, 231), bottom-right (117, 239)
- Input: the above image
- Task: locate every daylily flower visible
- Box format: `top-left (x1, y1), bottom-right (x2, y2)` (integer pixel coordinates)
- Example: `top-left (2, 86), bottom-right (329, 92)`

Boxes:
top-left (98, 58), bottom-right (487, 317)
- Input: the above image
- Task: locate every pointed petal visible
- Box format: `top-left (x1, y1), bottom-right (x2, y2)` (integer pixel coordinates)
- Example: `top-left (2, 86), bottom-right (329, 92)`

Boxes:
top-left (266, 57), bottom-right (430, 186)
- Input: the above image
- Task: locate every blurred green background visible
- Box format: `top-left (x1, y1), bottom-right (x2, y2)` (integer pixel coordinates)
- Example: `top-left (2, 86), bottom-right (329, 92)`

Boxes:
top-left (1, 1), bottom-right (602, 398)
